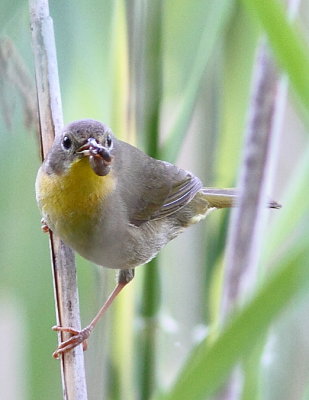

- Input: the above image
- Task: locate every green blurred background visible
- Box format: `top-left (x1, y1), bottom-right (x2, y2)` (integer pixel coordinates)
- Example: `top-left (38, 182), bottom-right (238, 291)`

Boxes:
top-left (1, 0), bottom-right (309, 399)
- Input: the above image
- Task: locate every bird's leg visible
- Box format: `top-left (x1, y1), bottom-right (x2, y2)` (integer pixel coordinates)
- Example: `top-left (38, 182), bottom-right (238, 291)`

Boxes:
top-left (52, 268), bottom-right (135, 359)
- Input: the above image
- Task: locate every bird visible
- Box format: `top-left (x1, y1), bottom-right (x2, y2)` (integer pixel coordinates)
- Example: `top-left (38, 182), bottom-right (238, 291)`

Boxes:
top-left (35, 119), bottom-right (280, 358)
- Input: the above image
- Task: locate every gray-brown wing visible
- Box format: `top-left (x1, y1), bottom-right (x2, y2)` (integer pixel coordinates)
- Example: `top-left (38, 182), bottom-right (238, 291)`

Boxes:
top-left (129, 160), bottom-right (202, 226)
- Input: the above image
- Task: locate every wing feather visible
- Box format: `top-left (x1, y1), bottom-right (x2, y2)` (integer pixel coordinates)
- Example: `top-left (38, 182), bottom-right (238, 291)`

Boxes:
top-left (130, 161), bottom-right (202, 225)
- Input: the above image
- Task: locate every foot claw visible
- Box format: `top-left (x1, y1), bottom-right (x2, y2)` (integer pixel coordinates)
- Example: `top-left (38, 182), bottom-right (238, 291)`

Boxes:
top-left (52, 325), bottom-right (92, 358)
top-left (41, 218), bottom-right (50, 233)
top-left (52, 325), bottom-right (80, 335)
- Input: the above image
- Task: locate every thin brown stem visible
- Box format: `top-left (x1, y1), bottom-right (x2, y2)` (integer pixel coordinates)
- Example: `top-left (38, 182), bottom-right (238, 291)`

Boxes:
top-left (29, 0), bottom-right (88, 398)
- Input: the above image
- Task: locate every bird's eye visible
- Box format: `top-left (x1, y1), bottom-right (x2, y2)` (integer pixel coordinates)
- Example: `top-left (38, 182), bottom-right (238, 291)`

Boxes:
top-left (106, 134), bottom-right (112, 148)
top-left (62, 136), bottom-right (72, 150)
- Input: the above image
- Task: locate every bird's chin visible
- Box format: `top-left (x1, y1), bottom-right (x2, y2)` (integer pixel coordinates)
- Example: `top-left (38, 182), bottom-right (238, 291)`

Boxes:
top-left (89, 155), bottom-right (111, 176)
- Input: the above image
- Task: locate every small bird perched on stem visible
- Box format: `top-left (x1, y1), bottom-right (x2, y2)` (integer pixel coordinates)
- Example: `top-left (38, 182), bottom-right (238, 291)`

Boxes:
top-left (36, 119), bottom-right (280, 358)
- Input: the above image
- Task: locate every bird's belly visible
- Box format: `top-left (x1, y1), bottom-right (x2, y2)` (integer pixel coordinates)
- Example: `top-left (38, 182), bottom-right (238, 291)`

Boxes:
top-left (43, 211), bottom-right (185, 270)
top-left (88, 219), bottom-right (183, 270)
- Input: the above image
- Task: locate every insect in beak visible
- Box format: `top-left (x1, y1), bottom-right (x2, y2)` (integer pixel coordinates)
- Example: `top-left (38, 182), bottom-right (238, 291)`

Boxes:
top-left (77, 138), bottom-right (113, 176)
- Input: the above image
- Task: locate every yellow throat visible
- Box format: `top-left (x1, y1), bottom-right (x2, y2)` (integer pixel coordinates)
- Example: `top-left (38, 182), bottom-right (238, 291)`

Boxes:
top-left (36, 157), bottom-right (116, 241)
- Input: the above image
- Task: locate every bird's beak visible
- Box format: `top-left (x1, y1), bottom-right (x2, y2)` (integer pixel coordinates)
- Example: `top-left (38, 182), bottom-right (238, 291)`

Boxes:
top-left (77, 138), bottom-right (112, 162)
top-left (77, 138), bottom-right (113, 176)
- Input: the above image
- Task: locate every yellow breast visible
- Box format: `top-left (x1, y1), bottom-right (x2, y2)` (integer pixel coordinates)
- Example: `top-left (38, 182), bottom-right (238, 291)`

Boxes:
top-left (36, 157), bottom-right (116, 244)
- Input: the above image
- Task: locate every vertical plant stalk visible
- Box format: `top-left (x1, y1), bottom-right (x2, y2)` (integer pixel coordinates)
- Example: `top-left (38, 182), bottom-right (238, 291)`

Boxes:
top-left (221, 41), bottom-right (280, 316)
top-left (29, 1), bottom-right (88, 399)
top-left (135, 1), bottom-right (163, 399)
top-left (219, 0), bottom-right (301, 398)
top-left (0, 38), bottom-right (38, 132)
top-left (218, 38), bottom-right (283, 400)
top-left (222, 0), bottom-right (301, 318)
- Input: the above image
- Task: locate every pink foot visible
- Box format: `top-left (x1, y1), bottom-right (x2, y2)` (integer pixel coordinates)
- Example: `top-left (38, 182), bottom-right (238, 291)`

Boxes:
top-left (52, 325), bottom-right (92, 358)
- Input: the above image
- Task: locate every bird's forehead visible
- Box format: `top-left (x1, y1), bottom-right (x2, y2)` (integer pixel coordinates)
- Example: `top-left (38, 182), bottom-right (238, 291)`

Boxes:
top-left (63, 120), bottom-right (111, 142)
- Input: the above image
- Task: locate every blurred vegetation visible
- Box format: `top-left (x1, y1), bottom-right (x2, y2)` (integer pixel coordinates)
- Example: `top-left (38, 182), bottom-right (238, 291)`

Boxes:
top-left (1, 0), bottom-right (309, 399)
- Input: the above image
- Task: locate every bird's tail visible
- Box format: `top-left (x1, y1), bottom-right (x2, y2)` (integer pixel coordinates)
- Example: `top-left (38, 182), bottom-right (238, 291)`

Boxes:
top-left (201, 188), bottom-right (281, 209)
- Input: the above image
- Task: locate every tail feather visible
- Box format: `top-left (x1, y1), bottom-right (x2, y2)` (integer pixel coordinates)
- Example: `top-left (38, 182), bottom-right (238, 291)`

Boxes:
top-left (201, 188), bottom-right (281, 209)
